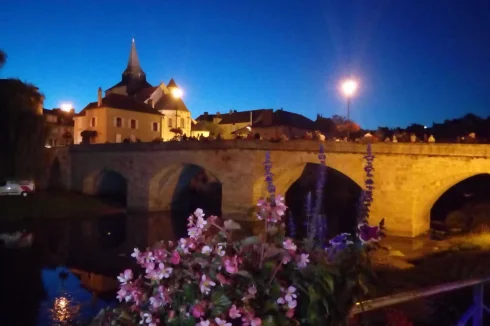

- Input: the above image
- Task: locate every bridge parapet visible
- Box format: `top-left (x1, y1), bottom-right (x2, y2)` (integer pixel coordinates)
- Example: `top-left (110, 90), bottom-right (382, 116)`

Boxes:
top-left (69, 140), bottom-right (490, 158)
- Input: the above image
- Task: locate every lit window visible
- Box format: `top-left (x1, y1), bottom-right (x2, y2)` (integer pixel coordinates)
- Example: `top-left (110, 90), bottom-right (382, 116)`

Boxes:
top-left (130, 119), bottom-right (137, 129)
top-left (168, 118), bottom-right (173, 128)
top-left (152, 122), bottom-right (159, 132)
top-left (90, 117), bottom-right (96, 127)
top-left (116, 117), bottom-right (122, 127)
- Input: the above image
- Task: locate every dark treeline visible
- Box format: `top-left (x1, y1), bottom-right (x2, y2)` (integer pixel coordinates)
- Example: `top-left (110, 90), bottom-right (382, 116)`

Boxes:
top-left (0, 49), bottom-right (47, 180)
top-left (315, 113), bottom-right (490, 143)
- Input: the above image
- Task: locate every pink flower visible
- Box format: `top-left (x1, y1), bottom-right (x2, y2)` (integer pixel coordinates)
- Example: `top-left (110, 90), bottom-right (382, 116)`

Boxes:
top-left (171, 251), bottom-right (181, 265)
top-left (215, 318), bottom-right (232, 326)
top-left (131, 248), bottom-right (143, 263)
top-left (201, 245), bottom-right (212, 255)
top-left (297, 253), bottom-right (310, 268)
top-left (286, 309), bottom-right (295, 318)
top-left (229, 305), bottom-right (241, 319)
top-left (149, 296), bottom-right (164, 309)
top-left (251, 318), bottom-right (262, 326)
top-left (140, 312), bottom-right (157, 326)
top-left (199, 274), bottom-right (216, 295)
top-left (117, 269), bottom-right (133, 284)
top-left (145, 262), bottom-right (156, 274)
top-left (283, 238), bottom-right (297, 252)
top-left (284, 286), bottom-right (297, 302)
top-left (117, 284), bottom-right (132, 302)
top-left (188, 226), bottom-right (200, 239)
top-left (224, 256), bottom-right (239, 274)
top-left (216, 244), bottom-right (226, 257)
top-left (274, 195), bottom-right (287, 217)
top-left (191, 302), bottom-right (206, 318)
top-left (194, 208), bottom-right (205, 219)
top-left (282, 255), bottom-right (291, 265)
top-left (197, 319), bottom-right (210, 326)
top-left (196, 215), bottom-right (207, 229)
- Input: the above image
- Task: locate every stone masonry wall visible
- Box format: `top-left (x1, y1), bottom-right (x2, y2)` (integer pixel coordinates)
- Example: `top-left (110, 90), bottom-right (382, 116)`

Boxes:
top-left (46, 141), bottom-right (490, 238)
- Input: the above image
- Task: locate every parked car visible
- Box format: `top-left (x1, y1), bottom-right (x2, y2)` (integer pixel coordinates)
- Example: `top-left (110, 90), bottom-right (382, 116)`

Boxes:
top-left (0, 179), bottom-right (35, 196)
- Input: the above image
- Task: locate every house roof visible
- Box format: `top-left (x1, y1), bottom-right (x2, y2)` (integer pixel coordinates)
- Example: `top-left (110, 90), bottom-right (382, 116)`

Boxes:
top-left (195, 113), bottom-right (219, 122)
top-left (135, 86), bottom-right (159, 102)
top-left (252, 109), bottom-right (315, 130)
top-left (154, 93), bottom-right (189, 112)
top-left (78, 94), bottom-right (163, 116)
top-left (43, 108), bottom-right (75, 126)
top-left (167, 78), bottom-right (178, 88)
top-left (191, 121), bottom-right (209, 131)
top-left (218, 109), bottom-right (271, 125)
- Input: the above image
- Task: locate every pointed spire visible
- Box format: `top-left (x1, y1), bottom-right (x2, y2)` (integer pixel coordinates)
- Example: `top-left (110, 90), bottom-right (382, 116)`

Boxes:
top-left (122, 38), bottom-right (146, 81)
top-left (167, 78), bottom-right (178, 88)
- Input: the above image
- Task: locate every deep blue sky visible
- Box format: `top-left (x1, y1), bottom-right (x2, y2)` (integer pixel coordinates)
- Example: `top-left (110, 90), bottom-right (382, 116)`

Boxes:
top-left (1, 0), bottom-right (489, 129)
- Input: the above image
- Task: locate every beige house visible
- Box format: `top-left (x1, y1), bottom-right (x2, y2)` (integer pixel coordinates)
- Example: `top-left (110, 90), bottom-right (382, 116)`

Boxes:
top-left (195, 109), bottom-right (315, 140)
top-left (44, 108), bottom-right (75, 147)
top-left (74, 39), bottom-right (192, 143)
top-left (74, 92), bottom-right (163, 144)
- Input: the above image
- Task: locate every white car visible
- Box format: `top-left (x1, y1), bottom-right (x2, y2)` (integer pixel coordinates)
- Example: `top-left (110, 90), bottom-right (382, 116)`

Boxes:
top-left (0, 179), bottom-right (35, 196)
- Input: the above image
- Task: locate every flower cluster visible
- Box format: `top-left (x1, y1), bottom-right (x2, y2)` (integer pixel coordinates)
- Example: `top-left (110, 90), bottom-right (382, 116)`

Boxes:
top-left (102, 146), bottom-right (385, 326)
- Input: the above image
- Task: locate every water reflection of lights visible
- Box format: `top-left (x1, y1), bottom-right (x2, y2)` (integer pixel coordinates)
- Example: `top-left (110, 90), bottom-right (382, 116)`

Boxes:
top-left (50, 294), bottom-right (80, 325)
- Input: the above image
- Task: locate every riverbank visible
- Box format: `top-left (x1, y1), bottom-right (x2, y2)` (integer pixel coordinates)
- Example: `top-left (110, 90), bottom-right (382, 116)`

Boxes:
top-left (0, 191), bottom-right (125, 221)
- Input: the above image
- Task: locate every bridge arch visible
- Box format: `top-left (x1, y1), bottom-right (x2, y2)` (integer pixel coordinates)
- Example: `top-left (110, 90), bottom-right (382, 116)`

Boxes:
top-left (253, 151), bottom-right (364, 204)
top-left (285, 163), bottom-right (363, 239)
top-left (149, 163), bottom-right (222, 239)
top-left (82, 168), bottom-right (128, 205)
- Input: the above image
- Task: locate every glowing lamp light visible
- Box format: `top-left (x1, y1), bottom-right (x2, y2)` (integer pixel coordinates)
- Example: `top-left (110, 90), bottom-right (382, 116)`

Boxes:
top-left (60, 103), bottom-right (73, 112)
top-left (341, 80), bottom-right (358, 97)
top-left (171, 87), bottom-right (183, 99)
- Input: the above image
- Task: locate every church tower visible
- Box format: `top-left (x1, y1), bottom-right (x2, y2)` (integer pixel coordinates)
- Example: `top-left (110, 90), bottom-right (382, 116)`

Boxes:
top-left (106, 39), bottom-right (153, 96)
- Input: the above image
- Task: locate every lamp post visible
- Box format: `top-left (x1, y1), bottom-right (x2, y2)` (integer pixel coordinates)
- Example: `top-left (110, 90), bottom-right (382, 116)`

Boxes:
top-left (341, 79), bottom-right (358, 140)
top-left (170, 87), bottom-right (183, 135)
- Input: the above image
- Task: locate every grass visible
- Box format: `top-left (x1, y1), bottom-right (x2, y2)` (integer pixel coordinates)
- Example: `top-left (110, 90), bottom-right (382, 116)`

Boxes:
top-left (0, 191), bottom-right (124, 221)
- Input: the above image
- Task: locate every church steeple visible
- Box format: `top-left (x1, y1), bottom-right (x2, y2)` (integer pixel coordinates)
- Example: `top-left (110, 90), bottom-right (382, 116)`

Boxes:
top-left (122, 38), bottom-right (146, 83)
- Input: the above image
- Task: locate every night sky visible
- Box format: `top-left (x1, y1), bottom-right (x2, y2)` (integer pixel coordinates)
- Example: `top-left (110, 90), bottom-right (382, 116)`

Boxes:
top-left (1, 0), bottom-right (489, 129)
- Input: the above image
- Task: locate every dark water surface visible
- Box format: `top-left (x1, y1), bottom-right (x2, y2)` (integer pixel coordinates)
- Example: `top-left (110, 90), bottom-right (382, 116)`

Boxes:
top-left (0, 212), bottom-right (176, 326)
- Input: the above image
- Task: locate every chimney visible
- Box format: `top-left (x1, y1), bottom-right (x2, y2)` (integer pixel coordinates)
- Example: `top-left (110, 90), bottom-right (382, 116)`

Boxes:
top-left (97, 87), bottom-right (102, 106)
top-left (250, 111), bottom-right (253, 124)
top-left (229, 109), bottom-right (233, 114)
top-left (204, 112), bottom-right (208, 116)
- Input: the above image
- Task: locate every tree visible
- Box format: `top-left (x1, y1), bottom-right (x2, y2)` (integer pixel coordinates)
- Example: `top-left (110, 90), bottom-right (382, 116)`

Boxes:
top-left (0, 50), bottom-right (6, 70)
top-left (0, 51), bottom-right (46, 179)
top-left (331, 115), bottom-right (361, 136)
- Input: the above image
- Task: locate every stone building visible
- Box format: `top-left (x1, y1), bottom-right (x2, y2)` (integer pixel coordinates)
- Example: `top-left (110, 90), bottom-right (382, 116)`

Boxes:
top-left (195, 108), bottom-right (315, 140)
top-left (44, 108), bottom-right (75, 147)
top-left (74, 39), bottom-right (191, 143)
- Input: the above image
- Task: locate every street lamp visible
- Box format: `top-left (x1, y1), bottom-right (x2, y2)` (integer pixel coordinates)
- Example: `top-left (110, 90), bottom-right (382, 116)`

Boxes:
top-left (341, 79), bottom-right (358, 140)
top-left (170, 86), bottom-right (183, 134)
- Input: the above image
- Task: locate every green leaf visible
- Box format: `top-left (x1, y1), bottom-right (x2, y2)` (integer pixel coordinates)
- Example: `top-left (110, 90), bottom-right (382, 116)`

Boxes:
top-left (224, 219), bottom-right (242, 230)
top-left (241, 236), bottom-right (260, 246)
top-left (262, 315), bottom-right (276, 326)
top-left (211, 291), bottom-right (232, 316)
top-left (264, 246), bottom-right (284, 259)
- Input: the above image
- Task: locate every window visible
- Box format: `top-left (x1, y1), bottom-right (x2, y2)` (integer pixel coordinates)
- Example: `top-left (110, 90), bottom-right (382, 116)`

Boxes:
top-left (46, 115), bottom-right (57, 123)
top-left (116, 134), bottom-right (122, 143)
top-left (152, 122), bottom-right (159, 132)
top-left (168, 118), bottom-right (173, 128)
top-left (90, 117), bottom-right (96, 127)
top-left (130, 119), bottom-right (137, 129)
top-left (181, 118), bottom-right (185, 128)
top-left (115, 117), bottom-right (122, 127)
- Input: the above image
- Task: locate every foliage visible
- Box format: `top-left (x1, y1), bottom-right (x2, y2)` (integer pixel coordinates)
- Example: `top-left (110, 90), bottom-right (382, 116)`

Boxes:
top-left (0, 76), bottom-right (45, 179)
top-left (96, 146), bottom-right (384, 326)
top-left (198, 121), bottom-right (223, 137)
top-left (0, 50), bottom-right (6, 70)
top-left (170, 127), bottom-right (183, 135)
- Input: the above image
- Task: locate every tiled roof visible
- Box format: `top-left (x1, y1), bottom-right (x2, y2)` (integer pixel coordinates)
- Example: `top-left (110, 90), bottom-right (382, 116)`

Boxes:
top-left (196, 113), bottom-right (220, 122)
top-left (154, 93), bottom-right (189, 112)
top-left (78, 94), bottom-right (162, 116)
top-left (218, 109), bottom-right (271, 125)
top-left (135, 86), bottom-right (159, 102)
top-left (106, 79), bottom-right (153, 95)
top-left (252, 110), bottom-right (315, 130)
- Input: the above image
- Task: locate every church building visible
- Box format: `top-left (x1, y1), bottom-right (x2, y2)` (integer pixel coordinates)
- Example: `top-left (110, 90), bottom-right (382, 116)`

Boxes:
top-left (74, 39), bottom-right (191, 144)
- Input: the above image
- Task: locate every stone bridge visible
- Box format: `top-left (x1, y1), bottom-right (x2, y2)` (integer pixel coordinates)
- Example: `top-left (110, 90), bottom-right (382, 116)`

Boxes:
top-left (45, 141), bottom-right (490, 238)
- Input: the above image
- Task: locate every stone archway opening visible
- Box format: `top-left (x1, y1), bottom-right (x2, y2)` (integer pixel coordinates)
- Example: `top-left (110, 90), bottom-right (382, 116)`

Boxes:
top-left (156, 164), bottom-right (223, 239)
top-left (93, 169), bottom-right (128, 206)
top-left (285, 163), bottom-right (362, 240)
top-left (431, 173), bottom-right (490, 234)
